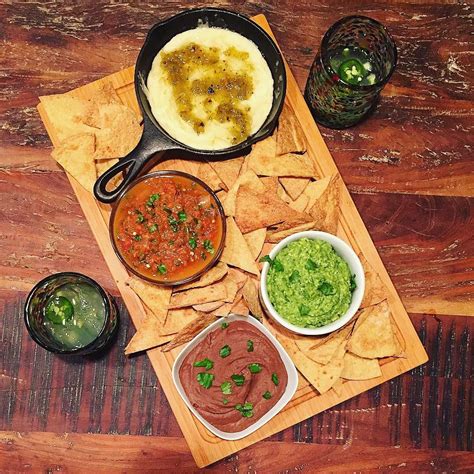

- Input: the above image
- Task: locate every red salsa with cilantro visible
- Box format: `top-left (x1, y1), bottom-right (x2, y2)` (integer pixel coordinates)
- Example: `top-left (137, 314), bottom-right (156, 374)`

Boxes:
top-left (113, 174), bottom-right (224, 282)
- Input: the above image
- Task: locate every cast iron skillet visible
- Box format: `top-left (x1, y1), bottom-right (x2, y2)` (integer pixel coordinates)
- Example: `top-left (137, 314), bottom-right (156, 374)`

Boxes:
top-left (93, 7), bottom-right (287, 204)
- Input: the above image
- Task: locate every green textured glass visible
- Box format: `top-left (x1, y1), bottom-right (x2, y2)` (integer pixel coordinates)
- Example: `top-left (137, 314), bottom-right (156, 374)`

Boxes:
top-left (304, 16), bottom-right (397, 129)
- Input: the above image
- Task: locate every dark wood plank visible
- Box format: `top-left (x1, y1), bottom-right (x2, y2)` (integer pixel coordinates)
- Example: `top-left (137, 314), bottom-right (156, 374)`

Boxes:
top-left (0, 1), bottom-right (472, 196)
top-left (1, 431), bottom-right (473, 473)
top-left (2, 292), bottom-right (472, 452)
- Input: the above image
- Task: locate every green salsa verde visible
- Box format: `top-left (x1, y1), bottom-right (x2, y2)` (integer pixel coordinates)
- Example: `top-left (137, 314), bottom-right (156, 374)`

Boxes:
top-left (266, 238), bottom-right (355, 328)
top-left (43, 282), bottom-right (106, 349)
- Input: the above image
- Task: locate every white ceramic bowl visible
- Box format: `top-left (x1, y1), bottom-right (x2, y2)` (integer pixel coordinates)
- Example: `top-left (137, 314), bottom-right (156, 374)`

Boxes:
top-left (172, 313), bottom-right (298, 441)
top-left (260, 231), bottom-right (365, 336)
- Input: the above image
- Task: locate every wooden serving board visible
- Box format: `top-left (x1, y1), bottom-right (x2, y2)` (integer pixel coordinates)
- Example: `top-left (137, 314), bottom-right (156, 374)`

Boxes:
top-left (37, 14), bottom-right (428, 468)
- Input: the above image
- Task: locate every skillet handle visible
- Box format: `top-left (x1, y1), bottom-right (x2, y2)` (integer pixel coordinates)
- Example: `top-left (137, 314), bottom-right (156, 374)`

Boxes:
top-left (94, 117), bottom-right (175, 204)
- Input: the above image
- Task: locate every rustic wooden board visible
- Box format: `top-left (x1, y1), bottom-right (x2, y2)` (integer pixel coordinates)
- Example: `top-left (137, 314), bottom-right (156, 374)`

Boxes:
top-left (36, 15), bottom-right (428, 467)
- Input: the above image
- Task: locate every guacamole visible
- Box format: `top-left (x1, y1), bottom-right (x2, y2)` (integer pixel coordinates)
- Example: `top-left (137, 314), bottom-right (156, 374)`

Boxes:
top-left (266, 238), bottom-right (355, 328)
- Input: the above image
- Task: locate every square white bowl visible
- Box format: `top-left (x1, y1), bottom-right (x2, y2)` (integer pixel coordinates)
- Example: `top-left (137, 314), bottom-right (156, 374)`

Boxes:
top-left (172, 313), bottom-right (298, 441)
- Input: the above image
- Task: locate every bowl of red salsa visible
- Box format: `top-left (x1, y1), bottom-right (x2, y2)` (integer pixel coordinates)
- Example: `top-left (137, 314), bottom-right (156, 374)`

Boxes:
top-left (110, 170), bottom-right (226, 285)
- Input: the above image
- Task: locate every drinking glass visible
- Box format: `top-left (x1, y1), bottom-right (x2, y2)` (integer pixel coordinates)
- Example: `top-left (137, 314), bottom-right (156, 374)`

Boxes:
top-left (304, 15), bottom-right (397, 129)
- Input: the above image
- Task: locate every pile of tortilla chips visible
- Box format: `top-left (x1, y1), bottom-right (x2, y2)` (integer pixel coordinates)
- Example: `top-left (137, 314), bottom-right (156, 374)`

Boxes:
top-left (41, 84), bottom-right (405, 398)
top-left (41, 82), bottom-right (143, 193)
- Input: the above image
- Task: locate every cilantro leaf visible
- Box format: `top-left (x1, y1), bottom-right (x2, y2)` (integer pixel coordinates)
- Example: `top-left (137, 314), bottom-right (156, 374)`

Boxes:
top-left (247, 340), bottom-right (254, 352)
top-left (349, 274), bottom-right (357, 293)
top-left (272, 372), bottom-right (279, 386)
top-left (318, 281), bottom-right (335, 296)
top-left (196, 372), bottom-right (214, 389)
top-left (221, 381), bottom-right (232, 395)
top-left (263, 391), bottom-right (272, 400)
top-left (193, 358), bottom-right (214, 370)
top-left (248, 363), bottom-right (262, 374)
top-left (305, 259), bottom-right (318, 270)
top-left (231, 374), bottom-right (245, 386)
top-left (219, 345), bottom-right (231, 358)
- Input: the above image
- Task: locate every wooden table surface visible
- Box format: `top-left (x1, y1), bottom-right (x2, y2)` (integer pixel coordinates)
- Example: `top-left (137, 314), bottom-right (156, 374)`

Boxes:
top-left (1, 1), bottom-right (472, 472)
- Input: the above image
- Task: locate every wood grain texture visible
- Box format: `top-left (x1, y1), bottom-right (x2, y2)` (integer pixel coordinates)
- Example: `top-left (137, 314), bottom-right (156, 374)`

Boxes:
top-left (2, 293), bottom-right (472, 451)
top-left (1, 0), bottom-right (473, 470)
top-left (34, 13), bottom-right (430, 466)
top-left (1, 431), bottom-right (474, 473)
top-left (1, 1), bottom-right (472, 196)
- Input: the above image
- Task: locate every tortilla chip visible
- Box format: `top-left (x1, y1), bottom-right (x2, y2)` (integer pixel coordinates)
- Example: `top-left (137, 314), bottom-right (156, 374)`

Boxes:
top-left (242, 278), bottom-right (264, 321)
top-left (295, 323), bottom-right (353, 365)
top-left (209, 157), bottom-right (244, 191)
top-left (89, 82), bottom-right (122, 106)
top-left (168, 281), bottom-right (228, 309)
top-left (235, 182), bottom-right (312, 233)
top-left (163, 308), bottom-right (198, 335)
top-left (341, 352), bottom-right (382, 380)
top-left (348, 300), bottom-right (401, 358)
top-left (220, 217), bottom-right (259, 275)
top-left (41, 94), bottom-right (98, 142)
top-left (243, 228), bottom-right (267, 261)
top-left (227, 268), bottom-right (248, 291)
top-left (127, 276), bottom-right (171, 325)
top-left (196, 162), bottom-right (224, 192)
top-left (249, 151), bottom-right (316, 178)
top-left (276, 102), bottom-right (307, 155)
top-left (231, 295), bottom-right (250, 316)
top-left (279, 177), bottom-right (310, 201)
top-left (222, 169), bottom-right (264, 216)
top-left (332, 378), bottom-right (344, 396)
top-left (51, 133), bottom-right (96, 193)
top-left (193, 301), bottom-right (225, 312)
top-left (307, 174), bottom-right (340, 234)
top-left (289, 193), bottom-right (310, 213)
top-left (359, 253), bottom-right (387, 308)
top-left (90, 103), bottom-right (142, 159)
top-left (266, 221), bottom-right (317, 243)
top-left (224, 278), bottom-right (240, 303)
top-left (214, 301), bottom-right (234, 317)
top-left (174, 262), bottom-right (228, 292)
top-left (277, 328), bottom-right (346, 394)
top-left (124, 306), bottom-right (173, 355)
top-left (162, 312), bottom-right (218, 352)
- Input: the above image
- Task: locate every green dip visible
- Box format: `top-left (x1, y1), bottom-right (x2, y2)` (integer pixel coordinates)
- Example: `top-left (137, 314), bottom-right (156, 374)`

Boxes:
top-left (266, 238), bottom-right (354, 328)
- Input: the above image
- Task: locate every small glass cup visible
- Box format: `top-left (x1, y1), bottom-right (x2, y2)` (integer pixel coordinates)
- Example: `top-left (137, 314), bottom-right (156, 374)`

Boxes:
top-left (24, 272), bottom-right (119, 355)
top-left (304, 15), bottom-right (397, 129)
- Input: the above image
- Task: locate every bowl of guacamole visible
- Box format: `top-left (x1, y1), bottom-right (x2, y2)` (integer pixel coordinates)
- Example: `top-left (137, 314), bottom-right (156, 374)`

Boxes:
top-left (260, 231), bottom-right (365, 335)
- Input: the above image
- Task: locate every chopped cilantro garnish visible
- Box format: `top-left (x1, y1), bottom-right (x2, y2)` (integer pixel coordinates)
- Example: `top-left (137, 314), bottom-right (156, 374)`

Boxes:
top-left (272, 373), bottom-right (279, 386)
top-left (168, 215), bottom-right (179, 232)
top-left (289, 270), bottom-right (300, 283)
top-left (247, 340), bottom-right (254, 352)
top-left (203, 240), bottom-right (214, 254)
top-left (221, 321), bottom-right (229, 329)
top-left (136, 213), bottom-right (145, 223)
top-left (263, 391), bottom-right (272, 400)
top-left (189, 237), bottom-right (197, 250)
top-left (223, 398), bottom-right (229, 405)
top-left (193, 358), bottom-right (214, 370)
top-left (273, 258), bottom-right (284, 272)
top-left (196, 372), bottom-right (214, 389)
top-left (133, 234), bottom-right (142, 241)
top-left (148, 223), bottom-right (158, 233)
top-left (349, 274), bottom-right (357, 293)
top-left (221, 381), bottom-right (232, 395)
top-left (178, 210), bottom-right (187, 222)
top-left (231, 374), bottom-right (245, 386)
top-left (305, 259), bottom-right (318, 270)
top-left (219, 345), bottom-right (231, 358)
top-left (158, 264), bottom-right (167, 275)
top-left (259, 255), bottom-right (273, 265)
top-left (318, 281), bottom-right (335, 295)
top-left (299, 304), bottom-right (310, 316)
top-left (146, 193), bottom-right (160, 207)
top-left (248, 363), bottom-right (262, 374)
top-left (235, 402), bottom-right (253, 418)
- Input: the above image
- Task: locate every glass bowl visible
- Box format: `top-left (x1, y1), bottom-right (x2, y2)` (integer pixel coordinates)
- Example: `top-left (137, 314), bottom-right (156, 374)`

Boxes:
top-left (109, 170), bottom-right (226, 286)
top-left (24, 272), bottom-right (119, 355)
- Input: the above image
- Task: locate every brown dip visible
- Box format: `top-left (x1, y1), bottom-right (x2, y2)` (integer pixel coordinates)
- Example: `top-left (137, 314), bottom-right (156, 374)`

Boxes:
top-left (179, 319), bottom-right (288, 433)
